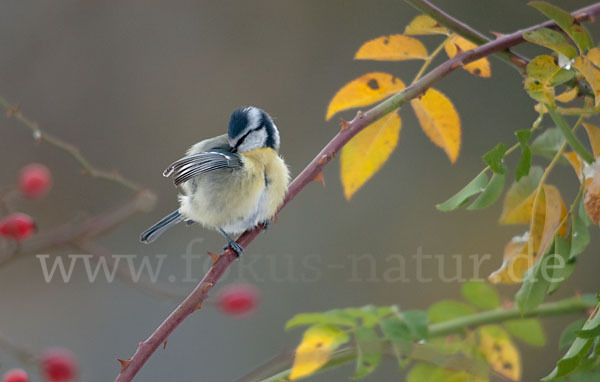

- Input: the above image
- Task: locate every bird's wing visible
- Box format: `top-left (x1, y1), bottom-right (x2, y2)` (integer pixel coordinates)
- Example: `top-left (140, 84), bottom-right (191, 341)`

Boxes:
top-left (163, 150), bottom-right (243, 186)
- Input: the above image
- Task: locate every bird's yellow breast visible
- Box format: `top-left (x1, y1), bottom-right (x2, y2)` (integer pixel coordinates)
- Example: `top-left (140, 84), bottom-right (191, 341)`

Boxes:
top-left (179, 147), bottom-right (289, 234)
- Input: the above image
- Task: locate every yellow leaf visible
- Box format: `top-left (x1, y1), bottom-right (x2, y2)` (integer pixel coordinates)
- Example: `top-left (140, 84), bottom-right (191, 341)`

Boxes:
top-left (587, 47), bottom-right (600, 69)
top-left (555, 87), bottom-right (578, 103)
top-left (340, 112), bottom-right (401, 200)
top-left (583, 122), bottom-right (600, 158)
top-left (404, 14), bottom-right (448, 35)
top-left (355, 34), bottom-right (428, 61)
top-left (537, 185), bottom-right (566, 255)
top-left (563, 152), bottom-right (583, 181)
top-left (489, 234), bottom-right (530, 284)
top-left (290, 324), bottom-right (350, 380)
top-left (478, 325), bottom-right (521, 381)
top-left (500, 191), bottom-right (537, 225)
top-left (491, 185), bottom-right (566, 283)
top-left (572, 56), bottom-right (600, 107)
top-left (444, 35), bottom-right (491, 78)
top-left (410, 88), bottom-right (461, 163)
top-left (326, 73), bottom-right (405, 120)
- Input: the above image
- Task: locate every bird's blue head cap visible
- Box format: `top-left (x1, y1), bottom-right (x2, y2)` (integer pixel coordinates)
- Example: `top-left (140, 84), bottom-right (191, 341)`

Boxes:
top-left (228, 106), bottom-right (280, 153)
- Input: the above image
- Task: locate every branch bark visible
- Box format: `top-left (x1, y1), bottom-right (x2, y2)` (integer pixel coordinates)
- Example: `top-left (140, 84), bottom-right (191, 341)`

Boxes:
top-left (114, 3), bottom-right (600, 381)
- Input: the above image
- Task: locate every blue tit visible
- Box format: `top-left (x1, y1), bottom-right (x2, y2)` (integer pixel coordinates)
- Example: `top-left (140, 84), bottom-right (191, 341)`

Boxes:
top-left (140, 106), bottom-right (290, 254)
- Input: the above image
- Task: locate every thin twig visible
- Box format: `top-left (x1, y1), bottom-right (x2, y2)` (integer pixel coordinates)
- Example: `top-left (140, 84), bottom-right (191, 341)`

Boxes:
top-left (114, 3), bottom-right (600, 381)
top-left (0, 96), bottom-right (143, 192)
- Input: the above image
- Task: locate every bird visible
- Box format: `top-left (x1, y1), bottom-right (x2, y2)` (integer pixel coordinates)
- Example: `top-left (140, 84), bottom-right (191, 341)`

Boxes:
top-left (140, 106), bottom-right (290, 255)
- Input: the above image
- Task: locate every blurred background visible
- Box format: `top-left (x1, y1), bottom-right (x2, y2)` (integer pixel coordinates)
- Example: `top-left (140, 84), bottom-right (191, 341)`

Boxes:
top-left (1, 0), bottom-right (599, 380)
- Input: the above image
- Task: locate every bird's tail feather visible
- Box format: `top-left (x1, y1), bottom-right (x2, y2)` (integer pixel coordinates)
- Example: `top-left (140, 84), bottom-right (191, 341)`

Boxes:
top-left (140, 210), bottom-right (184, 243)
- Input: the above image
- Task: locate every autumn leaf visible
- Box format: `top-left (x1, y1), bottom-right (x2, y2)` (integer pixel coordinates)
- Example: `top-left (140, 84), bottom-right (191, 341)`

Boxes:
top-left (478, 325), bottom-right (522, 381)
top-left (289, 324), bottom-right (350, 380)
top-left (563, 152), bottom-right (583, 182)
top-left (572, 56), bottom-right (600, 107)
top-left (355, 34), bottom-right (428, 61)
top-left (489, 234), bottom-right (530, 284)
top-left (491, 184), bottom-right (566, 283)
top-left (340, 112), bottom-right (401, 200)
top-left (444, 35), bottom-right (491, 78)
top-left (582, 122), bottom-right (600, 158)
top-left (410, 88), bottom-right (461, 163)
top-left (499, 167), bottom-right (542, 224)
top-left (326, 73), bottom-right (405, 120)
top-left (555, 87), bottom-right (578, 103)
top-left (404, 14), bottom-right (448, 35)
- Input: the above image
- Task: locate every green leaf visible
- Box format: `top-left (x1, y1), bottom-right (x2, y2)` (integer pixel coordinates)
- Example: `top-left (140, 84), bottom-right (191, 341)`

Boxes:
top-left (467, 172), bottom-right (505, 210)
top-left (436, 172), bottom-right (489, 211)
top-left (516, 129), bottom-right (532, 145)
top-left (380, 316), bottom-right (411, 342)
top-left (575, 318), bottom-right (600, 338)
top-left (570, 215), bottom-right (590, 259)
top-left (516, 147), bottom-right (532, 181)
top-left (529, 1), bottom-right (593, 52)
top-left (504, 319), bottom-right (547, 346)
top-left (560, 319), bottom-right (586, 350)
top-left (286, 310), bottom-right (356, 330)
top-left (516, 129), bottom-right (532, 180)
top-left (352, 327), bottom-right (382, 379)
top-left (345, 305), bottom-right (380, 328)
top-left (529, 2), bottom-right (574, 29)
top-left (428, 300), bottom-right (476, 323)
top-left (548, 108), bottom-right (594, 163)
top-left (579, 198), bottom-right (593, 227)
top-left (531, 127), bottom-right (565, 159)
top-left (544, 303), bottom-right (600, 380)
top-left (550, 68), bottom-right (575, 87)
top-left (523, 28), bottom-right (578, 59)
top-left (402, 310), bottom-right (429, 340)
top-left (515, 241), bottom-right (556, 314)
top-left (549, 236), bottom-right (574, 294)
top-left (461, 280), bottom-right (501, 309)
top-left (483, 143), bottom-right (507, 174)
top-left (380, 316), bottom-right (412, 368)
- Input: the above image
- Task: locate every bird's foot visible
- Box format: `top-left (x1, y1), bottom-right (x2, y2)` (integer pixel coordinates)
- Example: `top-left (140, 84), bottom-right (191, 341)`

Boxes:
top-left (223, 240), bottom-right (244, 256)
top-left (262, 220), bottom-right (271, 231)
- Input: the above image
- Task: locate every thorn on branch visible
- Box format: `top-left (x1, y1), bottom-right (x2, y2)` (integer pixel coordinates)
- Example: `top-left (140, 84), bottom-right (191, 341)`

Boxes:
top-left (340, 119), bottom-right (350, 131)
top-left (450, 60), bottom-right (464, 70)
top-left (193, 301), bottom-right (203, 312)
top-left (117, 358), bottom-right (131, 372)
top-left (313, 172), bottom-right (326, 187)
top-left (163, 340), bottom-right (167, 350)
top-left (490, 31), bottom-right (505, 39)
top-left (207, 251), bottom-right (220, 265)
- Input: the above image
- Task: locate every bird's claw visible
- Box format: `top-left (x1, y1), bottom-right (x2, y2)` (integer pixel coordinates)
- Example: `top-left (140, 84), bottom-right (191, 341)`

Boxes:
top-left (262, 220), bottom-right (271, 231)
top-left (223, 241), bottom-right (244, 256)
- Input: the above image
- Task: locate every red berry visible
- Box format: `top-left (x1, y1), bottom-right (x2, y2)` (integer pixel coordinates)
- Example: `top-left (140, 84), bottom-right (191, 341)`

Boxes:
top-left (217, 283), bottom-right (260, 316)
top-left (2, 369), bottom-right (29, 382)
top-left (19, 163), bottom-right (52, 199)
top-left (40, 348), bottom-right (77, 382)
top-left (0, 213), bottom-right (36, 241)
